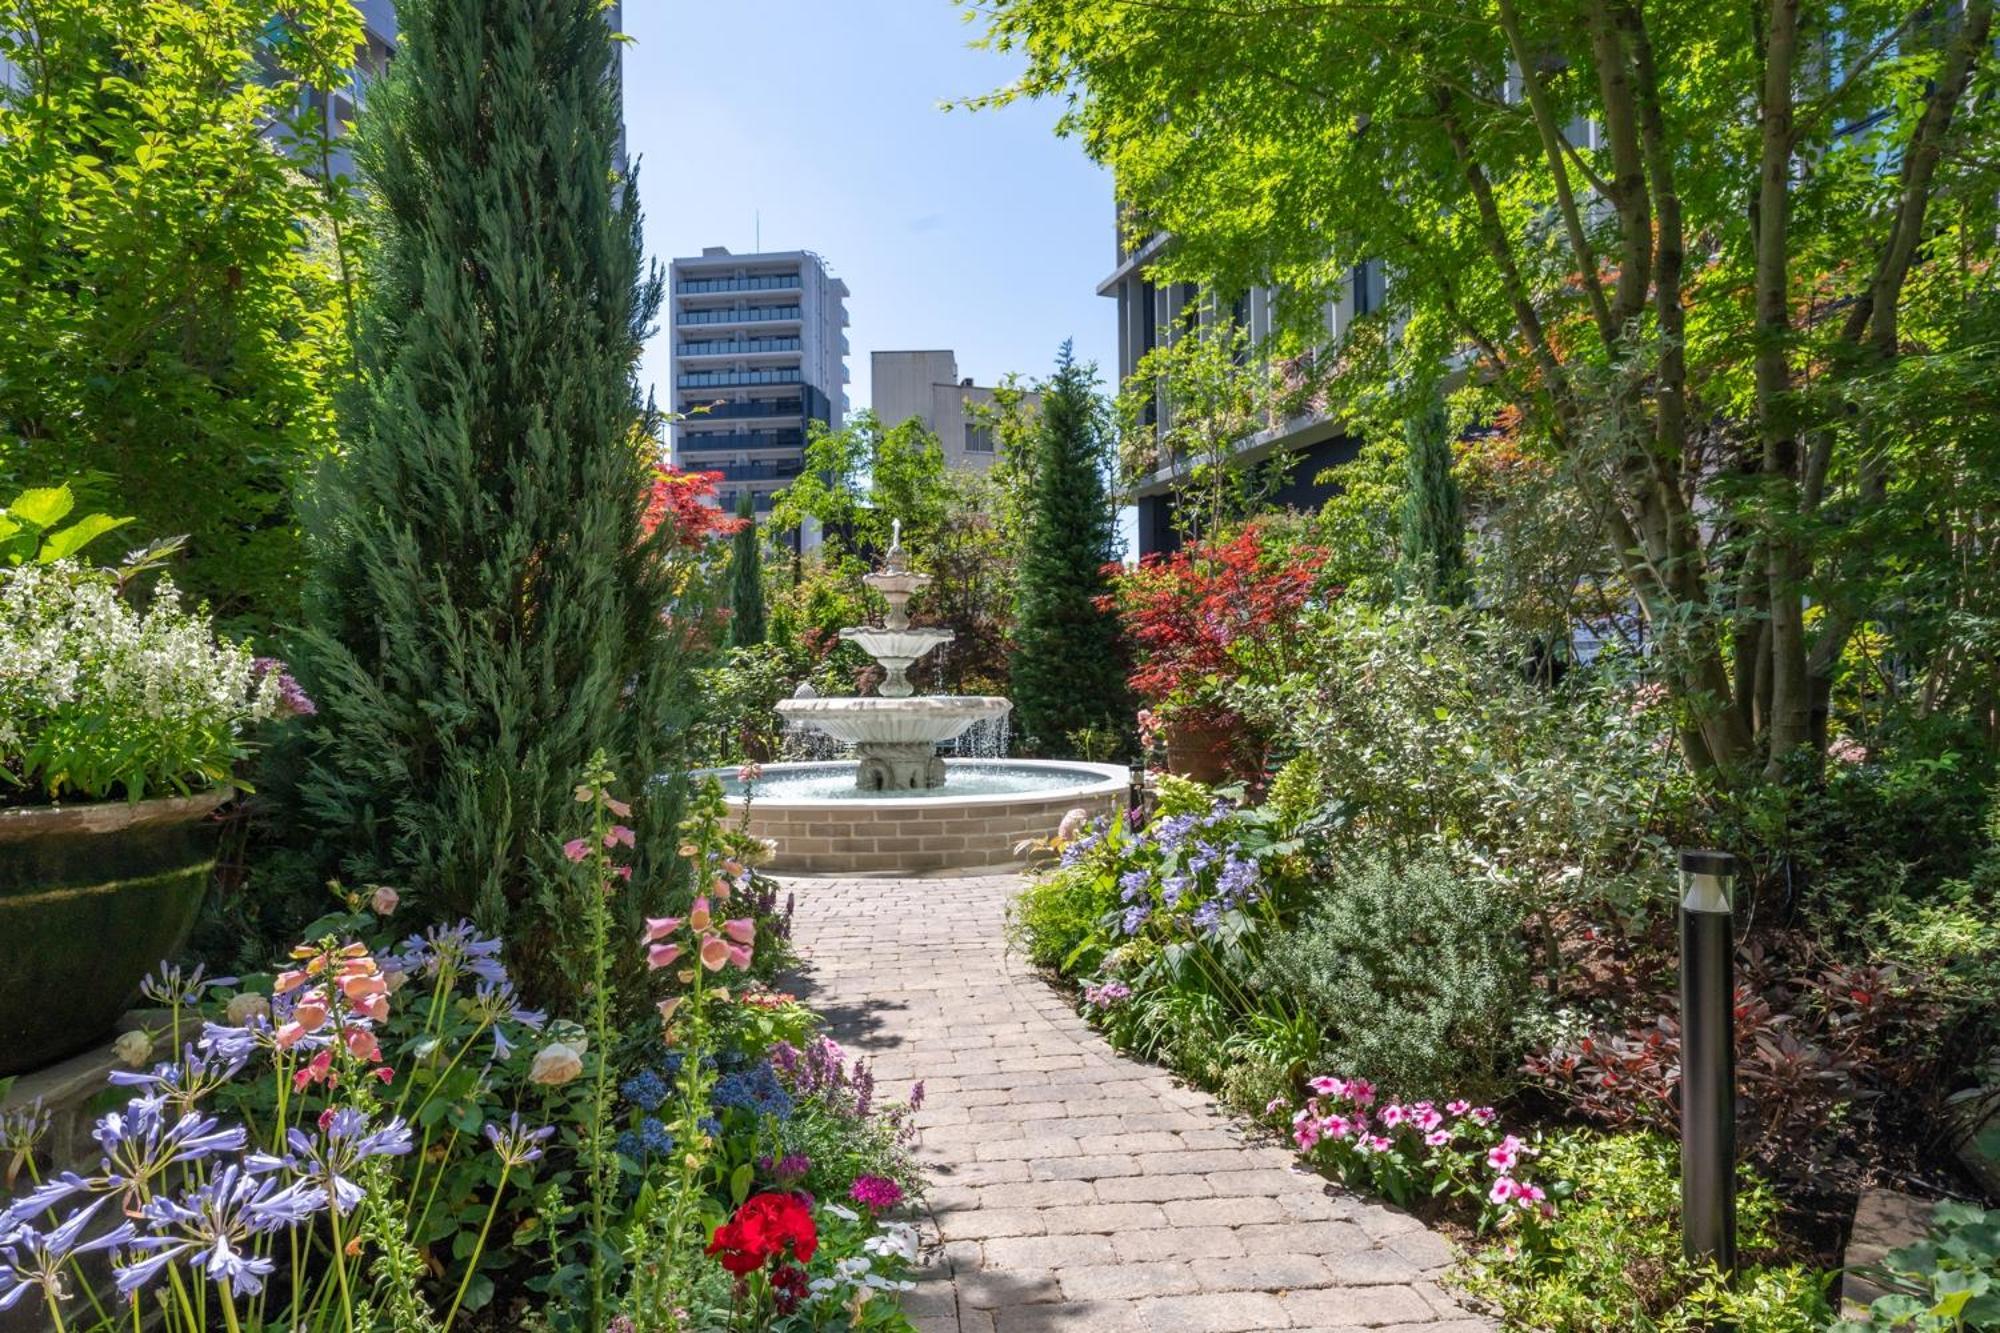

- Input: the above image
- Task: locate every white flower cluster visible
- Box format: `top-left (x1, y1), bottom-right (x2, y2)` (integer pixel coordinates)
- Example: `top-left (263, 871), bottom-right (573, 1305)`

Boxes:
top-left (0, 561), bottom-right (277, 797)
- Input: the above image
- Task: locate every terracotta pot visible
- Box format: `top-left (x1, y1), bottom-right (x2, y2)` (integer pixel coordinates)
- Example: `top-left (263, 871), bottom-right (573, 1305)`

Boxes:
top-left (0, 788), bottom-right (230, 1075)
top-left (1163, 716), bottom-right (1239, 784)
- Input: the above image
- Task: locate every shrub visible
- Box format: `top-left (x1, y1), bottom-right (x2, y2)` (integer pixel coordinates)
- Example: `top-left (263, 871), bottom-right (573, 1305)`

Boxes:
top-left (1255, 852), bottom-right (1534, 1101)
top-left (1460, 1131), bottom-right (1835, 1332)
top-left (1257, 600), bottom-right (1691, 908)
top-left (1009, 861), bottom-right (1122, 973)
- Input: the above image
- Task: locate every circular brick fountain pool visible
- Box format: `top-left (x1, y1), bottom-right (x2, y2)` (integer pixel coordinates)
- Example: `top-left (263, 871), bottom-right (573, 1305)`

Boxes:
top-left (698, 760), bottom-right (1130, 874)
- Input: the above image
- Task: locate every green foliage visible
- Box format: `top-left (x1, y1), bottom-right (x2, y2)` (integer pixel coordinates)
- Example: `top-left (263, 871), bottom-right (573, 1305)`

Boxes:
top-left (1008, 861), bottom-right (1123, 973)
top-left (1397, 393), bottom-right (1467, 607)
top-left (0, 0), bottom-right (363, 635)
top-left (729, 492), bottom-right (767, 648)
top-left (966, 0), bottom-right (2000, 780)
top-left (770, 411), bottom-right (949, 559)
top-left (1255, 852), bottom-right (1534, 1101)
top-left (1255, 601), bottom-right (1691, 910)
top-left (0, 482), bottom-right (130, 566)
top-left (1834, 1201), bottom-right (2000, 1332)
top-left (1464, 1132), bottom-right (1835, 1332)
top-left (291, 0), bottom-right (699, 1011)
top-left (1010, 342), bottom-right (1128, 755)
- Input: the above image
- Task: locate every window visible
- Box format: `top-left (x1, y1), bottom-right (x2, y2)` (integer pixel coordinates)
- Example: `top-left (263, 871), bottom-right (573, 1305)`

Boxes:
top-left (965, 423), bottom-right (995, 454)
top-left (1351, 260), bottom-right (1385, 317)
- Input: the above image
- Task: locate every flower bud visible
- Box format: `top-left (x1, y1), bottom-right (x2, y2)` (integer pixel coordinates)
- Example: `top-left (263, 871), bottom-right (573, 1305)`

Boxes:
top-left (528, 1042), bottom-right (584, 1086)
top-left (112, 1029), bottom-right (153, 1068)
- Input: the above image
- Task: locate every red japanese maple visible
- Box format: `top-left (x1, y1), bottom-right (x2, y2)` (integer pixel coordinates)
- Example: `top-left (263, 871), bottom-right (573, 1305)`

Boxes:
top-left (642, 465), bottom-right (747, 549)
top-left (1099, 521), bottom-right (1330, 726)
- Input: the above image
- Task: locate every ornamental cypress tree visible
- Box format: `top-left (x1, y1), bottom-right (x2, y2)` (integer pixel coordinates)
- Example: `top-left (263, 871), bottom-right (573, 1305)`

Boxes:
top-left (293, 0), bottom-right (694, 1007)
top-left (1399, 392), bottom-right (1468, 606)
top-left (1010, 341), bottom-right (1129, 754)
top-left (728, 492), bottom-right (765, 647)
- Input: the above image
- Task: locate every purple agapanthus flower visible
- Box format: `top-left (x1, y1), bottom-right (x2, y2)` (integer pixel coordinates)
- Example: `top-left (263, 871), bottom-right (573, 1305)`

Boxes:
top-left (138, 962), bottom-right (236, 1010)
top-left (1215, 854), bottom-right (1259, 906)
top-left (1121, 904), bottom-right (1150, 935)
top-left (107, 1043), bottom-right (248, 1112)
top-left (1117, 870), bottom-right (1151, 903)
top-left (1187, 842), bottom-right (1222, 874)
top-left (1191, 899), bottom-right (1224, 933)
top-left (1160, 875), bottom-right (1190, 908)
top-left (397, 921), bottom-right (508, 986)
top-left (483, 1113), bottom-right (555, 1168)
top-left (115, 1165), bottom-right (321, 1299)
top-left (249, 1109), bottom-right (412, 1215)
top-left (94, 1104), bottom-right (249, 1200)
top-left (0, 1197), bottom-right (135, 1313)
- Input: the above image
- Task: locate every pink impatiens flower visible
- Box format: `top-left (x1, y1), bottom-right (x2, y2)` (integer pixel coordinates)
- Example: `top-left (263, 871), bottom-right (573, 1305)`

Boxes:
top-left (1489, 1176), bottom-right (1519, 1206)
top-left (1307, 1075), bottom-right (1345, 1097)
top-left (1380, 1104), bottom-right (1407, 1128)
top-left (1446, 1099), bottom-right (1471, 1116)
top-left (1344, 1078), bottom-right (1377, 1107)
top-left (1469, 1106), bottom-right (1497, 1125)
top-left (1425, 1130), bottom-right (1452, 1147)
top-left (1292, 1109), bottom-right (1323, 1150)
top-left (1487, 1135), bottom-right (1525, 1172)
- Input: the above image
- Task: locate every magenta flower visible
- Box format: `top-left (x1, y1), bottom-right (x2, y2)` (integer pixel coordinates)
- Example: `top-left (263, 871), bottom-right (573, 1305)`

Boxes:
top-left (1425, 1129), bottom-right (1452, 1146)
top-left (849, 1175), bottom-right (903, 1210)
top-left (1446, 1099), bottom-right (1471, 1116)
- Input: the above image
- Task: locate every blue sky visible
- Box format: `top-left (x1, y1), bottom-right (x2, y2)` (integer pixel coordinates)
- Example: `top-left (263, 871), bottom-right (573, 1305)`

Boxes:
top-left (620, 1), bottom-right (1117, 415)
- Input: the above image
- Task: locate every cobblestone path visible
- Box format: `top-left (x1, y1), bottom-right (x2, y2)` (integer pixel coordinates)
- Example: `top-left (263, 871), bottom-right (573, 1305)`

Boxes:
top-left (786, 873), bottom-right (1497, 1333)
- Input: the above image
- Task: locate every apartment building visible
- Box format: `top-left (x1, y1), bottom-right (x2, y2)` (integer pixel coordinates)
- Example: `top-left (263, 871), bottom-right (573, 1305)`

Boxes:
top-left (667, 248), bottom-right (850, 524)
top-left (1101, 214), bottom-right (1390, 557)
top-left (870, 350), bottom-right (1039, 473)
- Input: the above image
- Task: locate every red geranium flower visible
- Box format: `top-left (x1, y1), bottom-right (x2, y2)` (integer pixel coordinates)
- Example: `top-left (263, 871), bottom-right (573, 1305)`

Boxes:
top-left (706, 1192), bottom-right (818, 1275)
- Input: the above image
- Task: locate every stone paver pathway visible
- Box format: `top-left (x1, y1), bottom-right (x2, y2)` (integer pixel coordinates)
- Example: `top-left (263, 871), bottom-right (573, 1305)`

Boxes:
top-left (786, 873), bottom-right (1496, 1333)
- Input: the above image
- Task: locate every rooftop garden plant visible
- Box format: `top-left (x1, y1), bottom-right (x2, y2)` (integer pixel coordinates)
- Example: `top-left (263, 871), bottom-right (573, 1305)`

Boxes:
top-left (0, 484), bottom-right (293, 806)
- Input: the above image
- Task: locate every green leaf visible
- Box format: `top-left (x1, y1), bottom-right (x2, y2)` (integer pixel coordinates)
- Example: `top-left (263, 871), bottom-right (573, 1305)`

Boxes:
top-left (7, 485), bottom-right (73, 530)
top-left (729, 1162), bottom-right (753, 1206)
top-left (37, 513), bottom-right (131, 563)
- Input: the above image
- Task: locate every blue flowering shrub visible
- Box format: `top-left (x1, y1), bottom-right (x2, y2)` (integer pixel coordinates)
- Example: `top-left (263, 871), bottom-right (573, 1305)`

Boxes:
top-left (1013, 777), bottom-right (1321, 1110)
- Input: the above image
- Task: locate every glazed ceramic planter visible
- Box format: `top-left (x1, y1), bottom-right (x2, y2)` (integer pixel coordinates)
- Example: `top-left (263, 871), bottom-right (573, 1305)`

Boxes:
top-left (0, 788), bottom-right (230, 1076)
top-left (1163, 715), bottom-right (1242, 785)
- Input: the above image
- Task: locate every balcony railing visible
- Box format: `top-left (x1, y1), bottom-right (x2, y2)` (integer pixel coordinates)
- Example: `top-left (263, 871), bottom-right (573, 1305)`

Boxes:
top-left (708, 462), bottom-right (804, 483)
top-left (674, 305), bottom-right (801, 327)
top-left (677, 337), bottom-right (801, 357)
top-left (676, 430), bottom-right (804, 453)
top-left (676, 273), bottom-right (801, 295)
top-left (685, 398), bottom-right (806, 420)
top-left (679, 369), bottom-right (802, 389)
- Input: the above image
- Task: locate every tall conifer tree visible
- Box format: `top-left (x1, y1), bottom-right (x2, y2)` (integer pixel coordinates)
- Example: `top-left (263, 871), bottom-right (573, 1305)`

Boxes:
top-left (293, 0), bottom-right (691, 1003)
top-left (729, 492), bottom-right (766, 647)
top-left (1399, 392), bottom-right (1468, 606)
top-left (1010, 342), bottom-right (1128, 753)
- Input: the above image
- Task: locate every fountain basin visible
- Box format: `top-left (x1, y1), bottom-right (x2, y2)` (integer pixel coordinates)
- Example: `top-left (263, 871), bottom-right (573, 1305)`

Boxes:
top-left (774, 695), bottom-right (1009, 746)
top-left (701, 759), bottom-right (1130, 874)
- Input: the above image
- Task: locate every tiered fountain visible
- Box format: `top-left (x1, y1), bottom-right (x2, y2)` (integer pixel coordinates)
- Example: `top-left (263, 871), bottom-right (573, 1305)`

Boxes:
top-left (699, 525), bottom-right (1130, 874)
top-left (776, 522), bottom-right (1010, 791)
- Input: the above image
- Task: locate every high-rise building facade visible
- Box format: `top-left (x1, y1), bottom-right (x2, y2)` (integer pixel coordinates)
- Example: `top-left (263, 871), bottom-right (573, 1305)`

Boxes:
top-left (870, 350), bottom-right (1038, 473)
top-left (1100, 215), bottom-right (1381, 557)
top-left (667, 247), bottom-right (850, 520)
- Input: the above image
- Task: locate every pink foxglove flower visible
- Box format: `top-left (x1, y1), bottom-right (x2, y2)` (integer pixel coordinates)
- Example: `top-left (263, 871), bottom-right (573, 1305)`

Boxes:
top-left (699, 936), bottom-right (730, 971)
top-left (723, 918), bottom-right (755, 944)
top-left (606, 796), bottom-right (633, 818)
top-left (370, 885), bottom-right (400, 915)
top-left (562, 837), bottom-right (591, 863)
top-left (648, 943), bottom-right (682, 971)
top-left (689, 897), bottom-right (712, 931)
top-left (642, 916), bottom-right (683, 943)
top-left (604, 824), bottom-right (635, 849)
